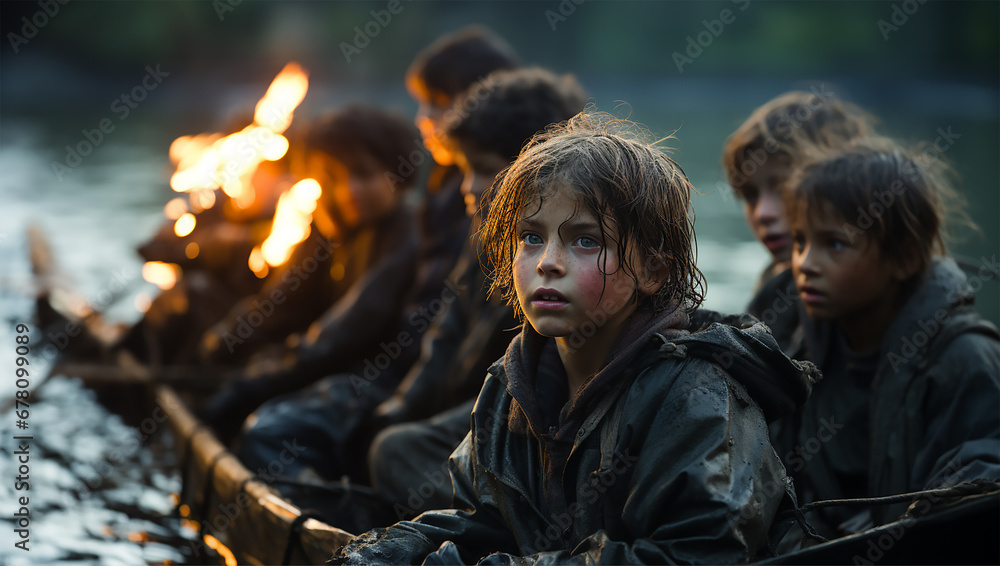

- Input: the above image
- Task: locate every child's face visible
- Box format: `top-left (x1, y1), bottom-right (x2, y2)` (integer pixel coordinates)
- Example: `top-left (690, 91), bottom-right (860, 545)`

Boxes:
top-left (791, 202), bottom-right (904, 326)
top-left (513, 183), bottom-right (647, 344)
top-left (454, 145), bottom-right (509, 216)
top-left (414, 93), bottom-right (454, 166)
top-left (307, 151), bottom-right (397, 230)
top-left (740, 156), bottom-right (793, 265)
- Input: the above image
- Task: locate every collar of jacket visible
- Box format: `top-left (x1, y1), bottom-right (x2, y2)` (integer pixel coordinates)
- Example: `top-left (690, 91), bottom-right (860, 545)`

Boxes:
top-left (803, 257), bottom-right (994, 379)
top-left (502, 302), bottom-right (689, 442)
top-left (671, 310), bottom-right (818, 423)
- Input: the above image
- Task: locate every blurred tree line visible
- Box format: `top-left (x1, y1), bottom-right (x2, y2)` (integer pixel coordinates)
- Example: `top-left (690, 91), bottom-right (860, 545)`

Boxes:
top-left (2, 1), bottom-right (996, 88)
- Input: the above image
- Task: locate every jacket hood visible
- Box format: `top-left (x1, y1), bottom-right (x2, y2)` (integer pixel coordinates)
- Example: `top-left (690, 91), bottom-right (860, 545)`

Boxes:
top-left (504, 302), bottom-right (689, 440)
top-left (804, 257), bottom-right (993, 373)
top-left (672, 310), bottom-right (818, 423)
top-left (503, 307), bottom-right (816, 437)
top-left (881, 257), bottom-right (987, 369)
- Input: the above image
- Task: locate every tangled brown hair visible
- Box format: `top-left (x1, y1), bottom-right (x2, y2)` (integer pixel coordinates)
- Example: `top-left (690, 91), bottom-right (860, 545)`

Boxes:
top-left (723, 90), bottom-right (876, 198)
top-left (481, 111), bottom-right (706, 319)
top-left (786, 136), bottom-right (969, 281)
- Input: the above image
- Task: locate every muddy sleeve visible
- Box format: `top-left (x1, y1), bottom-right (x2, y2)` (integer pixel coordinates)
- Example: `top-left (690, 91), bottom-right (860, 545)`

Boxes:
top-left (912, 332), bottom-right (1000, 491)
top-left (330, 433), bottom-right (519, 565)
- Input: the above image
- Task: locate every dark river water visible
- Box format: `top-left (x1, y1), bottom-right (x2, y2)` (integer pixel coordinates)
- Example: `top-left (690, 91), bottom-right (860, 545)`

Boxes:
top-left (0, 120), bottom-right (221, 564)
top-left (0, 76), bottom-right (996, 564)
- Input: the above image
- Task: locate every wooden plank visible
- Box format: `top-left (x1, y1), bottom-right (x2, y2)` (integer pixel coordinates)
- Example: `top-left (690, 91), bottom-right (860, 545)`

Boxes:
top-left (155, 384), bottom-right (354, 564)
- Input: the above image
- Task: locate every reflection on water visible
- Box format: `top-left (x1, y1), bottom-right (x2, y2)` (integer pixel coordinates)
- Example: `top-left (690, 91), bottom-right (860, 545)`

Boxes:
top-left (0, 120), bottom-right (218, 565)
top-left (0, 377), bottom-right (210, 565)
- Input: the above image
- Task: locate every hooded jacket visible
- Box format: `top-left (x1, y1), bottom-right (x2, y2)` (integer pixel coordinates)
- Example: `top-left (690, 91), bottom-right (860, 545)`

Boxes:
top-left (331, 308), bottom-right (816, 565)
top-left (771, 257), bottom-right (1000, 526)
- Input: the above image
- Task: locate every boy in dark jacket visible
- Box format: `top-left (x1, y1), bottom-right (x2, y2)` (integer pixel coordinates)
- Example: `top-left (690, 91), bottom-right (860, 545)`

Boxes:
top-left (199, 106), bottom-right (422, 442)
top-left (771, 137), bottom-right (1000, 538)
top-left (332, 112), bottom-right (815, 564)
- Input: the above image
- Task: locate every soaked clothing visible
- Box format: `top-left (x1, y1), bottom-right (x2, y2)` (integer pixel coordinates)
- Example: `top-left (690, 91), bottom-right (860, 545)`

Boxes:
top-left (361, 211), bottom-right (518, 518)
top-left (206, 202), bottom-right (418, 366)
top-left (746, 267), bottom-right (800, 354)
top-left (201, 174), bottom-right (469, 441)
top-left (770, 257), bottom-right (1000, 533)
top-left (371, 240), bottom-right (519, 427)
top-left (331, 307), bottom-right (817, 565)
top-left (368, 399), bottom-right (477, 517)
top-left (265, 165), bottom-right (470, 392)
top-left (239, 232), bottom-right (516, 488)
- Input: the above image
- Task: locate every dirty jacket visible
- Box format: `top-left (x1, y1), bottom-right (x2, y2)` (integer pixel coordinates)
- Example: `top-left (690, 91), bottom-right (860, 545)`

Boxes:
top-left (331, 309), bottom-right (816, 565)
top-left (292, 166), bottom-right (470, 388)
top-left (373, 239), bottom-right (519, 426)
top-left (771, 257), bottom-right (1000, 525)
top-left (207, 202), bottom-right (418, 365)
top-left (746, 268), bottom-right (799, 355)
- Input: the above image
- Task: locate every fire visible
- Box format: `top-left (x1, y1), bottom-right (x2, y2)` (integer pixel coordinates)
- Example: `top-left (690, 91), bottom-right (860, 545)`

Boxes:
top-left (155, 62), bottom-right (311, 285)
top-left (174, 213), bottom-right (196, 237)
top-left (142, 261), bottom-right (181, 290)
top-left (255, 62), bottom-right (309, 132)
top-left (167, 62), bottom-right (309, 207)
top-left (203, 534), bottom-right (238, 566)
top-left (248, 246), bottom-right (268, 279)
top-left (254, 178), bottom-right (322, 268)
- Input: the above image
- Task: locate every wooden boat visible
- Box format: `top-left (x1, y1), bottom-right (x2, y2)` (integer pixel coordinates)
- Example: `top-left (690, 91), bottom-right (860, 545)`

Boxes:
top-left (49, 355), bottom-right (1000, 566)
top-left (30, 225), bottom-right (354, 565)
top-left (160, 379), bottom-right (353, 565)
top-left (45, 359), bottom-right (352, 565)
top-left (30, 232), bottom-right (999, 566)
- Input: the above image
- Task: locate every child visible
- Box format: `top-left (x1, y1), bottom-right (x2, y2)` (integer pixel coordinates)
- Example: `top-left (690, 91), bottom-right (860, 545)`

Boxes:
top-left (199, 105), bottom-right (422, 441)
top-left (332, 112), bottom-right (815, 564)
top-left (723, 90), bottom-right (876, 283)
top-left (400, 25), bottom-right (520, 326)
top-left (722, 90), bottom-right (875, 348)
top-left (215, 30), bottom-right (524, 479)
top-left (772, 137), bottom-right (1000, 537)
top-left (367, 67), bottom-right (586, 516)
top-left (406, 25), bottom-right (519, 168)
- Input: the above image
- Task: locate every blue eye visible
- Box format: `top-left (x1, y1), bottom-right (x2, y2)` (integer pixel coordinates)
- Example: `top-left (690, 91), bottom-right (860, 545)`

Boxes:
top-left (577, 236), bottom-right (600, 248)
top-left (830, 239), bottom-right (846, 252)
top-left (522, 233), bottom-right (542, 245)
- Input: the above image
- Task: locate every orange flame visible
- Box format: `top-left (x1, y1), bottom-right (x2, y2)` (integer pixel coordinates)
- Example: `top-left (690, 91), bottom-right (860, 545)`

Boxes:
top-left (142, 261), bottom-right (181, 290)
top-left (167, 63), bottom-right (309, 206)
top-left (254, 178), bottom-right (322, 268)
top-left (248, 246), bottom-right (269, 279)
top-left (203, 534), bottom-right (238, 566)
top-left (174, 213), bottom-right (196, 237)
